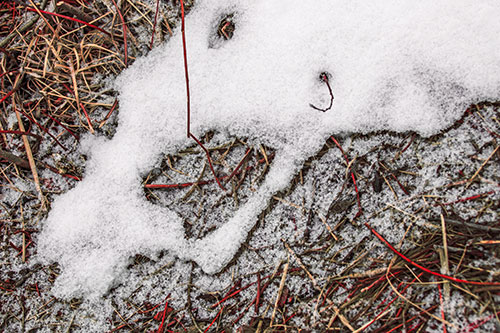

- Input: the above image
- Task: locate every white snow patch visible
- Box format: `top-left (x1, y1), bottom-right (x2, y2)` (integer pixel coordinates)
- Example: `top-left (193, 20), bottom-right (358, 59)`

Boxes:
top-left (37, 0), bottom-right (500, 299)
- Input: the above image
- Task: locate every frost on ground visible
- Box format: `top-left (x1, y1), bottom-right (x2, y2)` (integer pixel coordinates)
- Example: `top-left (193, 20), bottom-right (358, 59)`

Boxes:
top-left (36, 0), bottom-right (500, 302)
top-left (13, 104), bottom-right (497, 332)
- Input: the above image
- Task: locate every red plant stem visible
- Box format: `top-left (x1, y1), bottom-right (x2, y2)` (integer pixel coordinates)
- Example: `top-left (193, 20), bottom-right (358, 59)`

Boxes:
top-left (390, 172), bottom-right (409, 195)
top-left (157, 297), bottom-right (170, 333)
top-left (233, 297), bottom-right (258, 326)
top-left (0, 129), bottom-right (42, 141)
top-left (361, 270), bottom-right (402, 293)
top-left (330, 136), bottom-right (362, 217)
top-left (15, 107), bottom-right (67, 150)
top-left (461, 311), bottom-right (500, 333)
top-left (211, 284), bottom-right (248, 309)
top-left (439, 191), bottom-right (495, 206)
top-left (204, 305), bottom-right (224, 332)
top-left (110, 0), bottom-right (128, 67)
top-left (0, 284), bottom-right (14, 292)
top-left (150, 0), bottom-right (160, 49)
top-left (41, 110), bottom-right (79, 140)
top-left (226, 148), bottom-right (252, 183)
top-left (0, 69), bottom-right (18, 80)
top-left (386, 305), bottom-right (439, 333)
top-left (407, 320), bottom-right (424, 333)
top-left (189, 133), bottom-right (226, 191)
top-left (79, 102), bottom-right (95, 133)
top-left (0, 85), bottom-right (17, 104)
top-left (284, 312), bottom-right (296, 324)
top-left (138, 303), bottom-right (161, 314)
top-left (180, 0), bottom-right (190, 138)
top-left (99, 98), bottom-right (118, 126)
top-left (255, 272), bottom-right (261, 314)
top-left (400, 134), bottom-right (415, 154)
top-left (35, 282), bottom-right (41, 297)
top-left (362, 272), bottom-right (423, 331)
top-left (41, 162), bottom-right (80, 181)
top-left (309, 73), bottom-right (334, 112)
top-left (437, 283), bottom-right (447, 333)
top-left (214, 267), bottom-right (302, 311)
top-left (24, 7), bottom-right (110, 36)
top-left (365, 222), bottom-right (500, 286)
top-left (179, 1), bottom-right (225, 191)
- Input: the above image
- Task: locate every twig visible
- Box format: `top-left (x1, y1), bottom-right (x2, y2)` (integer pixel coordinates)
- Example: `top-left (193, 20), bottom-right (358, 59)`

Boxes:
top-left (150, 0), bottom-right (160, 49)
top-left (24, 6), bottom-right (110, 36)
top-left (365, 222), bottom-right (500, 286)
top-left (310, 72), bottom-right (334, 112)
top-left (466, 145), bottom-right (499, 188)
top-left (179, 0), bottom-right (225, 191)
top-left (270, 254), bottom-right (289, 327)
top-left (14, 100), bottom-right (45, 210)
top-left (110, 0), bottom-right (128, 66)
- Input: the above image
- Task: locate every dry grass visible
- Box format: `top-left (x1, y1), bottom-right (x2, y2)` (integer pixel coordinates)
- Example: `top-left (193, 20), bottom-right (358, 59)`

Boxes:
top-left (1, 1), bottom-right (499, 332)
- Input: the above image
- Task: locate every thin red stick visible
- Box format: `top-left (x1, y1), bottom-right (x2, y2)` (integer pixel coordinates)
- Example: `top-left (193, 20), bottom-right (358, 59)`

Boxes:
top-left (15, 106), bottom-right (67, 150)
top-left (179, 1), bottom-right (225, 191)
top-left (0, 85), bottom-right (17, 104)
top-left (79, 102), bottom-right (95, 134)
top-left (437, 283), bottom-right (447, 333)
top-left (226, 148), bottom-right (252, 183)
top-left (150, 0), bottom-right (160, 49)
top-left (255, 272), bottom-right (261, 314)
top-left (110, 0), bottom-right (128, 67)
top-left (99, 98), bottom-right (118, 127)
top-left (180, 0), bottom-right (190, 138)
top-left (189, 133), bottom-right (226, 191)
top-left (24, 7), bottom-right (110, 36)
top-left (204, 305), bottom-right (224, 332)
top-left (41, 110), bottom-right (79, 140)
top-left (386, 305), bottom-right (439, 333)
top-left (461, 311), bottom-right (500, 333)
top-left (157, 296), bottom-right (170, 333)
top-left (365, 222), bottom-right (500, 286)
top-left (35, 282), bottom-right (41, 297)
top-left (0, 130), bottom-right (42, 141)
top-left (440, 191), bottom-right (495, 206)
top-left (362, 272), bottom-right (423, 331)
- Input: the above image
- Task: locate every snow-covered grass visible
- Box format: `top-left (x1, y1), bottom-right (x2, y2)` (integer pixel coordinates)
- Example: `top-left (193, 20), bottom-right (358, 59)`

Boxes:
top-left (0, 0), bottom-right (499, 331)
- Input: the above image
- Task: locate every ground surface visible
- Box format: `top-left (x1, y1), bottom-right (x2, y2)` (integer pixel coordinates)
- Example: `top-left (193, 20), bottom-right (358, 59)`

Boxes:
top-left (0, 1), bottom-right (499, 332)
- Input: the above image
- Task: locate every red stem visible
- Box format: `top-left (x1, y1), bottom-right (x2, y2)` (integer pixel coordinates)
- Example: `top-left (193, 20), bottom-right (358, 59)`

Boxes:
top-left (79, 102), bottom-right (94, 133)
top-left (204, 305), bottom-right (224, 332)
top-left (0, 129), bottom-right (42, 141)
top-left (41, 109), bottom-right (79, 140)
top-left (157, 296), bottom-right (170, 333)
top-left (179, 1), bottom-right (226, 191)
top-left (110, 0), bottom-right (128, 67)
top-left (437, 283), bottom-right (448, 333)
top-left (189, 133), bottom-right (226, 191)
top-left (365, 222), bottom-right (500, 286)
top-left (180, 0), bottom-right (190, 138)
top-left (25, 7), bottom-right (110, 36)
top-left (150, 0), bottom-right (160, 49)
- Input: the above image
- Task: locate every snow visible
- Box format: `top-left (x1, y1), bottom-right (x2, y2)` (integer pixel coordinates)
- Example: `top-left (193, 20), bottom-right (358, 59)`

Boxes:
top-left (37, 0), bottom-right (500, 299)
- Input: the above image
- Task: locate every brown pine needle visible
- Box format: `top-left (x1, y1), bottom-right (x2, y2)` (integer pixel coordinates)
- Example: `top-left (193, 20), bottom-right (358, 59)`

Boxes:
top-left (15, 104), bottom-right (45, 210)
top-left (466, 145), bottom-right (499, 188)
top-left (270, 254), bottom-right (289, 327)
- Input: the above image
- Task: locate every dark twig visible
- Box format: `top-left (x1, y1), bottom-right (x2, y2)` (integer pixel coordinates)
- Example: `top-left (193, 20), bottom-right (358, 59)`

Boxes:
top-left (310, 72), bottom-right (334, 112)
